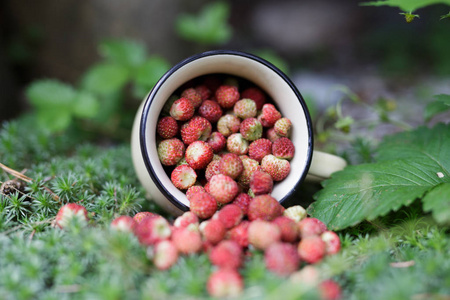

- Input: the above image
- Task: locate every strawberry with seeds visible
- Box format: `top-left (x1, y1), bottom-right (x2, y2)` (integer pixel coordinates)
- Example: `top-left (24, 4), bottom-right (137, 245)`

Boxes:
top-left (265, 242), bottom-right (300, 276)
top-left (272, 137), bottom-right (295, 160)
top-left (189, 191), bottom-right (217, 219)
top-left (217, 114), bottom-right (241, 137)
top-left (199, 100), bottom-right (223, 123)
top-left (185, 140), bottom-right (214, 170)
top-left (261, 154), bottom-right (290, 181)
top-left (248, 194), bottom-right (284, 221)
top-left (240, 117), bottom-right (263, 141)
top-left (216, 85), bottom-right (240, 108)
top-left (181, 87), bottom-right (202, 108)
top-left (157, 116), bottom-right (179, 139)
top-left (207, 268), bottom-right (243, 298)
top-left (152, 240), bottom-right (179, 270)
top-left (171, 165), bottom-right (197, 190)
top-left (208, 174), bottom-right (240, 204)
top-left (181, 116), bottom-right (212, 145)
top-left (170, 97), bottom-right (195, 121)
top-left (206, 131), bottom-right (227, 153)
top-left (209, 240), bottom-right (243, 269)
top-left (55, 203), bottom-right (89, 229)
top-left (274, 117), bottom-right (292, 137)
top-left (249, 170), bottom-right (273, 196)
top-left (258, 103), bottom-right (281, 127)
top-left (241, 87), bottom-right (266, 110)
top-left (157, 138), bottom-right (185, 166)
top-left (248, 138), bottom-right (272, 162)
top-left (218, 153), bottom-right (244, 179)
top-left (110, 216), bottom-right (137, 233)
top-left (234, 98), bottom-right (257, 119)
top-left (227, 133), bottom-right (249, 155)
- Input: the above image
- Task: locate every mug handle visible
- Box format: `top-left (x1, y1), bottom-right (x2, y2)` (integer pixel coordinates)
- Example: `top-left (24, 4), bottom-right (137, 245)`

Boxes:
top-left (305, 151), bottom-right (347, 182)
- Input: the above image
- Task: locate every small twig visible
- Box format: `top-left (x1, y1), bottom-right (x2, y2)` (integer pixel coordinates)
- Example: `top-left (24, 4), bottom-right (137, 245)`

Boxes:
top-left (0, 162), bottom-right (32, 183)
top-left (390, 260), bottom-right (415, 268)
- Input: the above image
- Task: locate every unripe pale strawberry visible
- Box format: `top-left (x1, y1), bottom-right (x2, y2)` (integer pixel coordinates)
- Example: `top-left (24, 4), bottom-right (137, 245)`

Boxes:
top-left (217, 114), bottom-right (241, 137)
top-left (258, 103), bottom-right (281, 127)
top-left (152, 240), bottom-right (179, 270)
top-left (248, 219), bottom-right (281, 250)
top-left (171, 165), bottom-right (197, 190)
top-left (218, 153), bottom-right (244, 179)
top-left (216, 85), bottom-right (240, 108)
top-left (261, 154), bottom-right (290, 181)
top-left (249, 170), bottom-right (273, 196)
top-left (272, 137), bottom-right (295, 160)
top-left (208, 174), bottom-right (240, 204)
top-left (189, 191), bottom-right (217, 219)
top-left (134, 215), bottom-right (172, 246)
top-left (237, 157), bottom-right (260, 189)
top-left (180, 116), bottom-right (212, 145)
top-left (206, 131), bottom-right (227, 153)
top-left (185, 141), bottom-right (214, 170)
top-left (274, 117), bottom-right (292, 137)
top-left (181, 87), bottom-right (202, 108)
top-left (157, 116), bottom-right (179, 139)
top-left (241, 87), bottom-right (266, 110)
top-left (283, 205), bottom-right (307, 223)
top-left (248, 138), bottom-right (272, 162)
top-left (248, 194), bottom-right (284, 221)
top-left (207, 268), bottom-right (243, 298)
top-left (234, 99), bottom-right (257, 119)
top-left (227, 133), bottom-right (249, 155)
top-left (240, 117), bottom-right (263, 141)
top-left (321, 230), bottom-right (341, 255)
top-left (55, 203), bottom-right (89, 229)
top-left (199, 100), bottom-right (223, 123)
top-left (170, 97), bottom-right (195, 121)
top-left (157, 138), bottom-right (185, 166)
top-left (265, 242), bottom-right (300, 276)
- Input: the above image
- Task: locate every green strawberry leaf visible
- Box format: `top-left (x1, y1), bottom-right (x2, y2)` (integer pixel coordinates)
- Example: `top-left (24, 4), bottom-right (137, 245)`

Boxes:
top-left (26, 79), bottom-right (76, 109)
top-left (422, 182), bottom-right (450, 224)
top-left (309, 123), bottom-right (450, 230)
top-left (424, 94), bottom-right (450, 121)
top-left (36, 108), bottom-right (72, 133)
top-left (133, 56), bottom-right (170, 97)
top-left (98, 39), bottom-right (147, 67)
top-left (72, 91), bottom-right (100, 119)
top-left (360, 0), bottom-right (450, 13)
top-left (81, 62), bottom-right (130, 95)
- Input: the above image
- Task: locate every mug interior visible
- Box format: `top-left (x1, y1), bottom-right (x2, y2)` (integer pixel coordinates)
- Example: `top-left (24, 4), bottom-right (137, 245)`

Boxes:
top-left (140, 51), bottom-right (313, 211)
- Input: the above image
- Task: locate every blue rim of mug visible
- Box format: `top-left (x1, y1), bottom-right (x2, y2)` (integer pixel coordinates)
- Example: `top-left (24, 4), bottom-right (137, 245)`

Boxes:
top-left (140, 49), bottom-right (313, 212)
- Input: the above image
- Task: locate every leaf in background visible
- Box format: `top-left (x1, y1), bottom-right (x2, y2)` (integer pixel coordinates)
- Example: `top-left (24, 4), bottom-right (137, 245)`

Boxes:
top-left (424, 94), bottom-right (450, 121)
top-left (36, 108), bottom-right (72, 133)
top-left (72, 91), bottom-right (100, 118)
top-left (26, 79), bottom-right (76, 109)
top-left (81, 63), bottom-right (130, 95)
top-left (133, 56), bottom-right (170, 98)
top-left (360, 0), bottom-right (450, 12)
top-left (422, 183), bottom-right (450, 224)
top-left (175, 1), bottom-right (232, 45)
top-left (253, 49), bottom-right (290, 75)
top-left (98, 39), bottom-right (147, 67)
top-left (309, 124), bottom-right (450, 230)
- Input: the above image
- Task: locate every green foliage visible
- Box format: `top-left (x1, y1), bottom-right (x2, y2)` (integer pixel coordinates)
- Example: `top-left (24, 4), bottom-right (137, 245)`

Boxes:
top-left (175, 1), bottom-right (232, 45)
top-left (424, 94), bottom-right (450, 121)
top-left (310, 123), bottom-right (450, 230)
top-left (361, 0), bottom-right (450, 20)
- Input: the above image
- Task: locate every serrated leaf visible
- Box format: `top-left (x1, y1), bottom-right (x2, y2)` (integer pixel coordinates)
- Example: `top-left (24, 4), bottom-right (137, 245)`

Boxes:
top-left (133, 56), bottom-right (170, 96)
top-left (36, 108), bottom-right (72, 133)
top-left (422, 182), bottom-right (450, 224)
top-left (72, 91), bottom-right (99, 118)
top-left (360, 0), bottom-right (450, 13)
top-left (81, 63), bottom-right (129, 95)
top-left (309, 124), bottom-right (450, 230)
top-left (98, 39), bottom-right (147, 67)
top-left (26, 79), bottom-right (76, 109)
top-left (424, 94), bottom-right (450, 121)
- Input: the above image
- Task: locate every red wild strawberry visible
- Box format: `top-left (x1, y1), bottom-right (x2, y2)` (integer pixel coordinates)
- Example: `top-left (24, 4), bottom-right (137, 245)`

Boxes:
top-left (272, 216), bottom-right (299, 243)
top-left (209, 240), bottom-right (243, 269)
top-left (157, 138), bottom-right (185, 166)
top-left (272, 137), bottom-right (295, 160)
top-left (208, 174), bottom-right (240, 204)
top-left (110, 215), bottom-right (137, 233)
top-left (232, 193), bottom-right (252, 216)
top-left (241, 87), bottom-right (266, 110)
top-left (181, 87), bottom-right (202, 108)
top-left (215, 85), bottom-right (240, 108)
top-left (240, 118), bottom-right (263, 141)
top-left (321, 231), bottom-right (341, 255)
top-left (170, 97), bottom-right (195, 121)
top-left (214, 204), bottom-right (243, 229)
top-left (189, 191), bottom-right (217, 219)
top-left (206, 131), bottom-right (227, 153)
top-left (134, 215), bottom-right (172, 246)
top-left (199, 100), bottom-right (223, 123)
top-left (228, 220), bottom-right (250, 248)
top-left (248, 219), bottom-right (281, 250)
top-left (298, 217), bottom-right (327, 239)
top-left (248, 138), bottom-right (272, 162)
top-left (218, 153), bottom-right (244, 179)
top-left (297, 236), bottom-right (326, 264)
top-left (227, 133), bottom-right (249, 155)
top-left (319, 280), bottom-right (342, 300)
top-left (171, 224), bottom-right (203, 254)
top-left (157, 116), bottom-right (179, 139)
top-left (247, 194), bottom-right (284, 221)
top-left (205, 160), bottom-right (221, 181)
top-left (180, 116), bottom-right (212, 145)
top-left (217, 114), bottom-right (241, 137)
top-left (185, 185), bottom-right (206, 201)
top-left (173, 211), bottom-right (199, 228)
top-left (265, 242), bottom-right (300, 276)
top-left (133, 211), bottom-right (159, 224)
top-left (234, 99), bottom-right (257, 119)
top-left (237, 157), bottom-right (260, 190)
top-left (171, 165), bottom-right (197, 190)
top-left (55, 203), bottom-right (89, 229)
top-left (258, 103), bottom-right (281, 127)
top-left (266, 127), bottom-right (281, 142)
top-left (261, 154), bottom-right (290, 181)
top-left (185, 141), bottom-right (214, 170)
top-left (249, 170), bottom-right (273, 196)
top-left (274, 117), bottom-right (292, 137)
top-left (200, 219), bottom-right (226, 245)
top-left (195, 84), bottom-right (212, 100)
top-left (207, 268), bottom-right (243, 298)
top-left (152, 240), bottom-right (179, 270)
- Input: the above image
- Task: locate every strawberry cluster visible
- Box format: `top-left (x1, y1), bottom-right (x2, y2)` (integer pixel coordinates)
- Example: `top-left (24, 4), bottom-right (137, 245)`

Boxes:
top-left (156, 75), bottom-right (295, 205)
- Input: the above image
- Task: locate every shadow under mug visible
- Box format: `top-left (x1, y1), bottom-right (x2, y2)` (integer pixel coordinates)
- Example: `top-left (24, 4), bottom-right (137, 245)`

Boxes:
top-left (131, 50), bottom-right (347, 215)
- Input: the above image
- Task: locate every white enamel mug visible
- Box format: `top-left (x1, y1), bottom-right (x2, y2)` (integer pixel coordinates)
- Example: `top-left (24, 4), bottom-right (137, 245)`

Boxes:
top-left (131, 50), bottom-right (346, 215)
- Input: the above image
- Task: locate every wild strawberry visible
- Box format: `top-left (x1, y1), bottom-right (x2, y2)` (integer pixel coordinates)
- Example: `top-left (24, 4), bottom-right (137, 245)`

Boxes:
top-left (297, 236), bottom-right (326, 264)
top-left (157, 116), bottom-right (179, 139)
top-left (55, 203), bottom-right (89, 229)
top-left (247, 194), bottom-right (283, 221)
top-left (152, 240), bottom-right (179, 270)
top-left (298, 217), bottom-right (327, 239)
top-left (208, 174), bottom-right (240, 204)
top-left (234, 99), bottom-right (257, 119)
top-left (274, 117), bottom-right (292, 137)
top-left (200, 219), bottom-right (226, 245)
top-left (214, 204), bottom-right (243, 229)
top-left (258, 103), bottom-right (281, 127)
top-left (198, 100), bottom-right (223, 123)
top-left (272, 137), bottom-right (295, 160)
top-left (171, 224), bottom-right (203, 254)
top-left (174, 211), bottom-right (199, 228)
top-left (241, 87), bottom-right (266, 110)
top-left (171, 165), bottom-right (197, 190)
top-left (265, 242), bottom-right (300, 276)
top-left (217, 114), bottom-right (241, 137)
top-left (216, 85), bottom-right (240, 108)
top-left (240, 117), bottom-right (263, 141)
top-left (185, 140), bottom-right (214, 170)
top-left (195, 84), bottom-right (212, 100)
top-left (134, 215), bottom-right (172, 246)
top-left (205, 160), bottom-right (221, 181)
top-left (181, 87), bottom-right (202, 108)
top-left (110, 215), bottom-right (137, 233)
top-left (218, 153), bottom-right (244, 179)
top-left (272, 216), bottom-right (299, 243)
top-left (207, 268), bottom-right (243, 298)
top-left (266, 127), bottom-right (281, 142)
top-left (206, 131), bottom-right (227, 153)
top-left (180, 116), bottom-right (212, 145)
top-left (248, 219), bottom-right (281, 250)
top-left (321, 231), bottom-right (341, 255)
top-left (261, 154), bottom-right (290, 181)
top-left (157, 138), bottom-right (185, 166)
top-left (189, 191), bottom-right (217, 219)
top-left (185, 185), bottom-right (206, 201)
top-left (232, 193), bottom-right (252, 216)
top-left (283, 205), bottom-right (307, 223)
top-left (319, 280), bottom-right (342, 300)
top-left (228, 220), bottom-right (250, 248)
top-left (249, 170), bottom-right (273, 196)
top-left (170, 97), bottom-right (195, 121)
top-left (227, 133), bottom-right (249, 155)
top-left (289, 265), bottom-right (320, 286)
top-left (248, 138), bottom-right (272, 162)
top-left (209, 240), bottom-right (243, 269)
top-left (237, 157), bottom-right (260, 189)
top-left (133, 211), bottom-right (159, 224)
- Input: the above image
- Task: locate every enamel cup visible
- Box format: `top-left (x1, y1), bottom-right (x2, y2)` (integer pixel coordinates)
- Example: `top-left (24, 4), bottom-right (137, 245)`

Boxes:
top-left (131, 50), bottom-right (346, 215)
